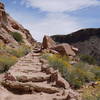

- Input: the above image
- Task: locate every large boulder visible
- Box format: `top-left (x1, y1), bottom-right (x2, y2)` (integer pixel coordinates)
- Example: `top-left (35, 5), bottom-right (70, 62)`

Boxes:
top-left (52, 43), bottom-right (76, 56)
top-left (42, 35), bottom-right (56, 49)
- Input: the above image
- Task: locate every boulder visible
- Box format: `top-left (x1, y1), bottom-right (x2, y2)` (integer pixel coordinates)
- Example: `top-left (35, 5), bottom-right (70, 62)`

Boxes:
top-left (56, 73), bottom-right (70, 89)
top-left (52, 43), bottom-right (76, 56)
top-left (4, 72), bottom-right (16, 81)
top-left (11, 22), bottom-right (19, 30)
top-left (71, 46), bottom-right (79, 52)
top-left (49, 71), bottom-right (70, 89)
top-left (42, 35), bottom-right (56, 49)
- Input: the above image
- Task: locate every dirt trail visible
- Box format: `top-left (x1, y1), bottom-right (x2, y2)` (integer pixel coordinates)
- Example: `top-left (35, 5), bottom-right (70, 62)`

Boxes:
top-left (0, 51), bottom-right (80, 100)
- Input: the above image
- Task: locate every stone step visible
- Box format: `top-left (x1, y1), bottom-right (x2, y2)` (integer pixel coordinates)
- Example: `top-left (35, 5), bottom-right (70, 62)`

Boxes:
top-left (1, 52), bottom-right (80, 100)
top-left (9, 66), bottom-right (42, 73)
top-left (11, 72), bottom-right (50, 82)
top-left (13, 63), bottom-right (37, 66)
top-left (2, 80), bottom-right (59, 94)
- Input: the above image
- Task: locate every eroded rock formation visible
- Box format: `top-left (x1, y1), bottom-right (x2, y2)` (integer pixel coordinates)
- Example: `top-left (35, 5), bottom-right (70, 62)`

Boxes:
top-left (0, 2), bottom-right (35, 47)
top-left (42, 35), bottom-right (56, 49)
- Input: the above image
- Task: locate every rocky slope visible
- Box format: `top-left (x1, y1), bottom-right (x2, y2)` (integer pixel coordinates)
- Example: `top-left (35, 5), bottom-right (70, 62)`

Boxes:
top-left (0, 2), bottom-right (35, 47)
top-left (52, 28), bottom-right (100, 64)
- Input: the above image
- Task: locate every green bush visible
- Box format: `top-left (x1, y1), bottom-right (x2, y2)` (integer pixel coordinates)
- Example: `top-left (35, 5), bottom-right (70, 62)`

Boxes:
top-left (80, 55), bottom-right (96, 65)
top-left (70, 67), bottom-right (95, 88)
top-left (42, 53), bottom-right (71, 71)
top-left (82, 85), bottom-right (100, 100)
top-left (0, 43), bottom-right (31, 73)
top-left (14, 46), bottom-right (30, 57)
top-left (91, 66), bottom-right (100, 81)
top-left (0, 55), bottom-right (17, 73)
top-left (10, 32), bottom-right (23, 43)
top-left (7, 45), bottom-right (31, 58)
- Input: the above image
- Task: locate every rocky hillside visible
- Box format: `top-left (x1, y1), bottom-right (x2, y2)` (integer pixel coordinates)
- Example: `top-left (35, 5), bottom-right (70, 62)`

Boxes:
top-left (0, 2), bottom-right (35, 47)
top-left (52, 28), bottom-right (100, 64)
top-left (0, 36), bottom-right (99, 100)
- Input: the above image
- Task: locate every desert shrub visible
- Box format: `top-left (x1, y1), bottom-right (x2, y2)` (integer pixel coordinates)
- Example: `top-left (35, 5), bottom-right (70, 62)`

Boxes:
top-left (70, 68), bottom-right (95, 88)
top-left (0, 42), bottom-right (5, 49)
top-left (0, 55), bottom-right (17, 73)
top-left (42, 53), bottom-right (72, 74)
top-left (82, 85), bottom-right (100, 100)
top-left (80, 55), bottom-right (96, 65)
top-left (0, 45), bottom-right (28, 58)
top-left (42, 53), bottom-right (78, 87)
top-left (91, 66), bottom-right (100, 81)
top-left (0, 44), bottom-right (30, 58)
top-left (0, 43), bottom-right (31, 73)
top-left (42, 53), bottom-right (52, 59)
top-left (10, 32), bottom-right (23, 43)
top-left (0, 43), bottom-right (8, 54)
top-left (15, 47), bottom-right (30, 57)
top-left (45, 54), bottom-right (71, 70)
top-left (7, 45), bottom-right (31, 58)
top-left (42, 53), bottom-right (99, 89)
top-left (69, 62), bottom-right (96, 88)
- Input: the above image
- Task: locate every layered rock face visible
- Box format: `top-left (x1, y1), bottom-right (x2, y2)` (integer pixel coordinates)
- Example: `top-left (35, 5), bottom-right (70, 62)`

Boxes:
top-left (0, 3), bottom-right (7, 25)
top-left (0, 2), bottom-right (35, 47)
top-left (52, 28), bottom-right (100, 64)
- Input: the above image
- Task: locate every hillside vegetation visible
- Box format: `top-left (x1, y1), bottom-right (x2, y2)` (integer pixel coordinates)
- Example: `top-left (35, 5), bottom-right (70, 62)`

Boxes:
top-left (42, 53), bottom-right (100, 99)
top-left (0, 42), bottom-right (31, 73)
top-left (10, 32), bottom-right (23, 43)
top-left (51, 28), bottom-right (100, 65)
top-left (42, 53), bottom-right (100, 88)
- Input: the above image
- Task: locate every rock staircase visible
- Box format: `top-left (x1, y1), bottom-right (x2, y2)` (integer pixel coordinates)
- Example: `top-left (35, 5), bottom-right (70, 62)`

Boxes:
top-left (0, 51), bottom-right (81, 100)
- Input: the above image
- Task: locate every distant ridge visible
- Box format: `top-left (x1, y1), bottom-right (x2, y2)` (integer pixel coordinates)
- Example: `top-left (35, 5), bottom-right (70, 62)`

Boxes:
top-left (52, 28), bottom-right (100, 43)
top-left (52, 28), bottom-right (100, 64)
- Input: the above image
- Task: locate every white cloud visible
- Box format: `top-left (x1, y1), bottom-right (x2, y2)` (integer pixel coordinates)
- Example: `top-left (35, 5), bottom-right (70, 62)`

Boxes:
top-left (7, 5), bottom-right (82, 41)
top-left (23, 13), bottom-right (81, 41)
top-left (11, 0), bottom-right (100, 41)
top-left (21, 0), bottom-right (100, 12)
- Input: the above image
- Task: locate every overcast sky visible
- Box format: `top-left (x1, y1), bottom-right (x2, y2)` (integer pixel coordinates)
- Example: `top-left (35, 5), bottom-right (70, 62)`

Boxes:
top-left (2, 0), bottom-right (100, 41)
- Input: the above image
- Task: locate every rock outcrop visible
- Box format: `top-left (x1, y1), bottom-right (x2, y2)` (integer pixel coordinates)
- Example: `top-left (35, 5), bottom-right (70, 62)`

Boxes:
top-left (41, 36), bottom-right (77, 57)
top-left (51, 28), bottom-right (100, 64)
top-left (51, 43), bottom-right (76, 57)
top-left (0, 2), bottom-right (35, 47)
top-left (1, 51), bottom-right (81, 100)
top-left (42, 35), bottom-right (56, 49)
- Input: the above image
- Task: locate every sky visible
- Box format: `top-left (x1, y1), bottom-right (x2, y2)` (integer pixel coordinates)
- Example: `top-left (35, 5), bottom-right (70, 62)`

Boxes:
top-left (1, 0), bottom-right (100, 41)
